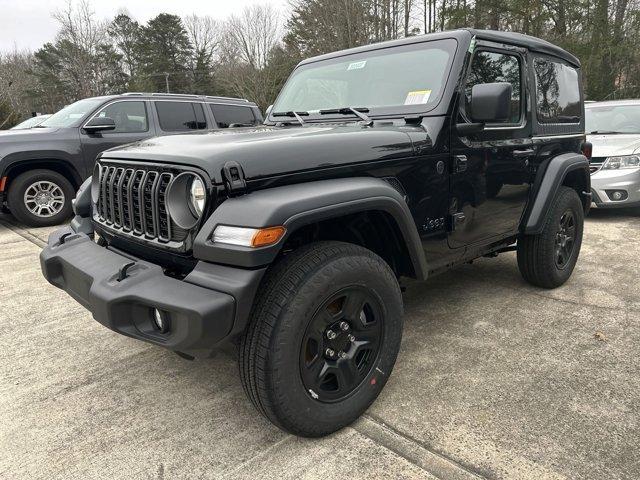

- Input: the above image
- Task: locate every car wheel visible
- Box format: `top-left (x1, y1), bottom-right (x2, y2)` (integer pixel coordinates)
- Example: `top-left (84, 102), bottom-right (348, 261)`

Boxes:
top-left (517, 186), bottom-right (584, 288)
top-left (7, 169), bottom-right (74, 227)
top-left (239, 241), bottom-right (403, 437)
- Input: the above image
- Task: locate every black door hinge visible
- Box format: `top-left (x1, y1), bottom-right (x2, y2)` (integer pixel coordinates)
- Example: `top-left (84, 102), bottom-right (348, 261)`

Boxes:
top-left (222, 161), bottom-right (246, 196)
top-left (453, 155), bottom-right (468, 173)
top-left (448, 212), bottom-right (466, 232)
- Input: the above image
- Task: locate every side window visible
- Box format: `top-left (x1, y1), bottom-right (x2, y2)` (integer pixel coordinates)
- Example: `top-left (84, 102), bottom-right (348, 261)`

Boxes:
top-left (210, 104), bottom-right (257, 128)
top-left (94, 101), bottom-right (148, 133)
top-left (534, 58), bottom-right (581, 123)
top-left (155, 102), bottom-right (207, 131)
top-left (464, 51), bottom-right (522, 124)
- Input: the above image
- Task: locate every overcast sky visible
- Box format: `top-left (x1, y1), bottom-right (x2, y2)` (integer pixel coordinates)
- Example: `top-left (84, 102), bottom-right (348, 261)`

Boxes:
top-left (0, 0), bottom-right (288, 52)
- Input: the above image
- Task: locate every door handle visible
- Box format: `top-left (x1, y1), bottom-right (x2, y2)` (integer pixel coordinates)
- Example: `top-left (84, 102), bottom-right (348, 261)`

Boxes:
top-left (513, 149), bottom-right (535, 158)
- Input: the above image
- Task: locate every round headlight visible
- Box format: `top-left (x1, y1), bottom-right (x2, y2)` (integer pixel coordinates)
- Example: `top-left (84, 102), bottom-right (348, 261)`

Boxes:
top-left (166, 172), bottom-right (207, 230)
top-left (189, 176), bottom-right (206, 217)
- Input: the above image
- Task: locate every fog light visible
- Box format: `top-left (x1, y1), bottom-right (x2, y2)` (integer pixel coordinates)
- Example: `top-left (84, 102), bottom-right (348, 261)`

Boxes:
top-left (606, 190), bottom-right (628, 201)
top-left (153, 308), bottom-right (170, 333)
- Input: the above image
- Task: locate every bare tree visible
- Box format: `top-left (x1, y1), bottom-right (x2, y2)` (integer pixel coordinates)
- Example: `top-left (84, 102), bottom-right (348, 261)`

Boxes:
top-left (184, 14), bottom-right (221, 66)
top-left (0, 50), bottom-right (40, 127)
top-left (224, 5), bottom-right (281, 69)
top-left (52, 0), bottom-right (111, 97)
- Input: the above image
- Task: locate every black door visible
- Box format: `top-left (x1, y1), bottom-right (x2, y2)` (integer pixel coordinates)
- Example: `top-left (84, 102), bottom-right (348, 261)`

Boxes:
top-left (448, 45), bottom-right (534, 248)
top-left (80, 100), bottom-right (154, 175)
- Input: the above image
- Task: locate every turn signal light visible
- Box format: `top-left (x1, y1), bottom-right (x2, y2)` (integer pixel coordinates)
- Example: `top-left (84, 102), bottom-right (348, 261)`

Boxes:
top-left (252, 226), bottom-right (286, 247)
top-left (212, 225), bottom-right (286, 247)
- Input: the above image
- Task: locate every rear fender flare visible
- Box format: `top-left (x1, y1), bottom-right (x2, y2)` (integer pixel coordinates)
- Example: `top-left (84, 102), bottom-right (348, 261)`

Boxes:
top-left (523, 152), bottom-right (590, 235)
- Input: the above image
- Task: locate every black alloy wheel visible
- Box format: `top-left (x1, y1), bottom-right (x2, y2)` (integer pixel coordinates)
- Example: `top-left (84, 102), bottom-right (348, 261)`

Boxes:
top-left (300, 287), bottom-right (383, 403)
top-left (555, 209), bottom-right (576, 269)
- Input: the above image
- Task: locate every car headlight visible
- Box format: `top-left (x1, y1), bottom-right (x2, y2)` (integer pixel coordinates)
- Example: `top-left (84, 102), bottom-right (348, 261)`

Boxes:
top-left (166, 173), bottom-right (207, 229)
top-left (189, 176), bottom-right (206, 217)
top-left (602, 155), bottom-right (640, 170)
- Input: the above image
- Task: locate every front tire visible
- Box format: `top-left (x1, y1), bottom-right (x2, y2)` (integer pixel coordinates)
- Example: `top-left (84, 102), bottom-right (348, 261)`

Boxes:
top-left (239, 241), bottom-right (403, 437)
top-left (7, 169), bottom-right (74, 227)
top-left (517, 186), bottom-right (584, 288)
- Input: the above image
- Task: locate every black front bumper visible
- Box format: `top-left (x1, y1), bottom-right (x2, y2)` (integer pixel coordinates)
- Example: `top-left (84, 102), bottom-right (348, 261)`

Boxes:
top-left (40, 226), bottom-right (265, 357)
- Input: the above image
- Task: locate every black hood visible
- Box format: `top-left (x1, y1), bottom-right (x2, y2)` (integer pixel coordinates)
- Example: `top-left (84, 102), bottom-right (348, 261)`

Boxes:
top-left (100, 123), bottom-right (428, 184)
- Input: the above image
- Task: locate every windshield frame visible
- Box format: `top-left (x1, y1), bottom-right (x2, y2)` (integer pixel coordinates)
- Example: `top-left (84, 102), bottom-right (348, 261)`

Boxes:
top-left (267, 36), bottom-right (461, 124)
top-left (39, 97), bottom-right (110, 129)
top-left (585, 103), bottom-right (640, 135)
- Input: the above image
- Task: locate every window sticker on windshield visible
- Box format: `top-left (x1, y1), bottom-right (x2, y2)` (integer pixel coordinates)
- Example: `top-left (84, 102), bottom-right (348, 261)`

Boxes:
top-left (347, 60), bottom-right (367, 70)
top-left (404, 90), bottom-right (432, 105)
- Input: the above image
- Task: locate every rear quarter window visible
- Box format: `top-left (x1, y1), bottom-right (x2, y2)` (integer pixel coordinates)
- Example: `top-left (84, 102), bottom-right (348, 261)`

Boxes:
top-left (534, 58), bottom-right (581, 124)
top-left (210, 104), bottom-right (258, 128)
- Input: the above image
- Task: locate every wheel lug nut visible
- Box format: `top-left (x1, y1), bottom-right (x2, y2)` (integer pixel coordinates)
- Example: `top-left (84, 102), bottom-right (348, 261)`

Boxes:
top-left (325, 348), bottom-right (335, 358)
top-left (338, 351), bottom-right (347, 359)
top-left (348, 334), bottom-right (356, 342)
top-left (339, 321), bottom-right (350, 331)
top-left (326, 330), bottom-right (337, 340)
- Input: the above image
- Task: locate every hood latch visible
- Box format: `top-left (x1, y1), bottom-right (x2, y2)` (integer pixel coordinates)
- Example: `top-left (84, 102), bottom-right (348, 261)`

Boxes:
top-left (222, 161), bottom-right (247, 196)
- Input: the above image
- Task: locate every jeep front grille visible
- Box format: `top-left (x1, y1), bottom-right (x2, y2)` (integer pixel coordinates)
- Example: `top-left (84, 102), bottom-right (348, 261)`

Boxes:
top-left (94, 162), bottom-right (190, 245)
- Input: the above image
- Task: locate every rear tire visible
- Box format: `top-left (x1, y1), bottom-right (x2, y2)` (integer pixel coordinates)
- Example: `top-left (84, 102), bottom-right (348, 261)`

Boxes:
top-left (239, 241), bottom-right (403, 437)
top-left (517, 186), bottom-right (584, 288)
top-left (7, 169), bottom-right (74, 227)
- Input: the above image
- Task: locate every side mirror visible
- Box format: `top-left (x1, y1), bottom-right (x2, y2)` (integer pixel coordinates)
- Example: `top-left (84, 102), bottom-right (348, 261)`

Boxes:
top-left (265, 104), bottom-right (273, 117)
top-left (470, 82), bottom-right (512, 123)
top-left (83, 116), bottom-right (116, 133)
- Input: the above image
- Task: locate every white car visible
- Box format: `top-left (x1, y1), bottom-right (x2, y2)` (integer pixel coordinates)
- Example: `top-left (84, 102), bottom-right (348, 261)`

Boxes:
top-left (586, 100), bottom-right (640, 208)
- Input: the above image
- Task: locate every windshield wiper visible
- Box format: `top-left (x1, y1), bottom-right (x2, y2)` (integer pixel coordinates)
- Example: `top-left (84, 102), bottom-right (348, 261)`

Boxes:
top-left (319, 107), bottom-right (373, 126)
top-left (272, 111), bottom-right (308, 126)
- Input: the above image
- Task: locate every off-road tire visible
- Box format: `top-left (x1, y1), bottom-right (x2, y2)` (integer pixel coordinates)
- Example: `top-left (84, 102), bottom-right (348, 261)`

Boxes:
top-left (7, 169), bottom-right (74, 227)
top-left (239, 241), bottom-right (403, 437)
top-left (517, 186), bottom-right (584, 288)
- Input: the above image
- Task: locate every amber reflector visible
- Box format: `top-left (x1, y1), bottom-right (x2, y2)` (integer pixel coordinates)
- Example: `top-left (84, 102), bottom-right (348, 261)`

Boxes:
top-left (252, 226), bottom-right (286, 247)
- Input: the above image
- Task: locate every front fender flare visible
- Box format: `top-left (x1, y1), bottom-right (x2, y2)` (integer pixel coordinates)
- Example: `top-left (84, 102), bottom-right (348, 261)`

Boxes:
top-left (193, 177), bottom-right (428, 279)
top-left (523, 152), bottom-right (590, 235)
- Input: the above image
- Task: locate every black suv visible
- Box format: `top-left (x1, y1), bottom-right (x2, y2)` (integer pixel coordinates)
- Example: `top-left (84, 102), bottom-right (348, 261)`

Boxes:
top-left (41, 30), bottom-right (591, 437)
top-left (0, 93), bottom-right (262, 226)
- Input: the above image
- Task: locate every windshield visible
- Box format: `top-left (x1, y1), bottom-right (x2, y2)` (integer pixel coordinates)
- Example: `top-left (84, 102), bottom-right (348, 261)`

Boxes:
top-left (585, 104), bottom-right (640, 134)
top-left (271, 39), bottom-right (457, 118)
top-left (40, 98), bottom-right (105, 128)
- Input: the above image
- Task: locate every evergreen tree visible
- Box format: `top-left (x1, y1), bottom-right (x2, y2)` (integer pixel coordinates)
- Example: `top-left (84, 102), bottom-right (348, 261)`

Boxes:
top-left (136, 14), bottom-right (193, 93)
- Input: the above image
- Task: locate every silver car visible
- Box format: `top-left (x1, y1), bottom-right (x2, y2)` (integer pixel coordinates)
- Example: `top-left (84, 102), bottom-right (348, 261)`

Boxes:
top-left (586, 100), bottom-right (640, 208)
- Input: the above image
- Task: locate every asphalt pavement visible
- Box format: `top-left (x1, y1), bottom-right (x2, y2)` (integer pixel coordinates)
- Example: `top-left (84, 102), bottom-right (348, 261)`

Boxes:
top-left (1, 208), bottom-right (639, 479)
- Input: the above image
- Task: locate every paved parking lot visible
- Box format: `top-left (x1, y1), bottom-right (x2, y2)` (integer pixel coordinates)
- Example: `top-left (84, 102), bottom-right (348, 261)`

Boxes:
top-left (1, 209), bottom-right (639, 480)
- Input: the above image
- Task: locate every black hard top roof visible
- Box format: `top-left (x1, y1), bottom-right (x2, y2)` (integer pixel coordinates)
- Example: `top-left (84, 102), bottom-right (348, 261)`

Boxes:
top-left (299, 28), bottom-right (580, 68)
top-left (468, 29), bottom-right (580, 66)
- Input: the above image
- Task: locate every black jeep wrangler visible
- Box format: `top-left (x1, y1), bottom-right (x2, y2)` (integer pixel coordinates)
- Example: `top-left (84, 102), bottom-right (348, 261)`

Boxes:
top-left (40, 29), bottom-right (590, 437)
